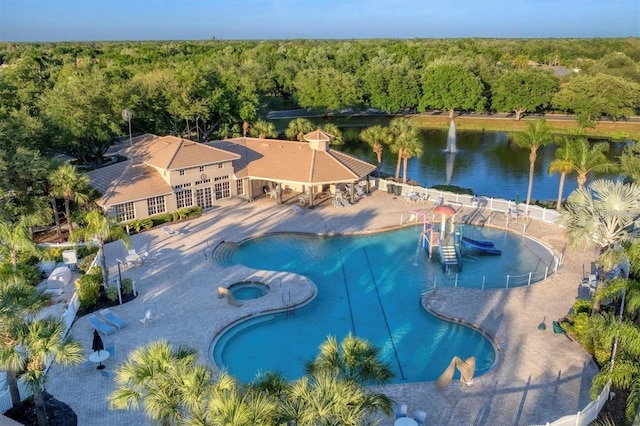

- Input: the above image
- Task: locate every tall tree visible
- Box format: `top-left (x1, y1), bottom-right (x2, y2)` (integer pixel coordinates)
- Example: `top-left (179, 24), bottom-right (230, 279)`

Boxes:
top-left (560, 179), bottom-right (640, 252)
top-left (0, 217), bottom-right (37, 272)
top-left (419, 61), bottom-right (486, 119)
top-left (513, 119), bottom-right (554, 205)
top-left (109, 341), bottom-right (207, 426)
top-left (548, 134), bottom-right (575, 210)
top-left (305, 333), bottom-right (395, 386)
top-left (0, 280), bottom-right (46, 408)
top-left (619, 141), bottom-right (640, 184)
top-left (359, 125), bottom-right (392, 168)
top-left (15, 318), bottom-right (84, 426)
top-left (491, 69), bottom-right (559, 120)
top-left (69, 209), bottom-right (129, 286)
top-left (48, 164), bottom-right (92, 231)
top-left (566, 138), bottom-right (618, 190)
top-left (293, 67), bottom-right (360, 112)
top-left (553, 73), bottom-right (640, 127)
top-left (284, 118), bottom-right (314, 142)
top-left (389, 118), bottom-right (421, 182)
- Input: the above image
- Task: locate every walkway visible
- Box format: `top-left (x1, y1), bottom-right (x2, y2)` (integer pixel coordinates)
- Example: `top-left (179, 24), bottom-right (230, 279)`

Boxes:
top-left (45, 189), bottom-right (599, 426)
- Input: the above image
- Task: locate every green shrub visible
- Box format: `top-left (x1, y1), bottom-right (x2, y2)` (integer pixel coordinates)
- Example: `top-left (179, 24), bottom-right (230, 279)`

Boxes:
top-left (572, 299), bottom-right (592, 315)
top-left (0, 263), bottom-right (41, 287)
top-left (39, 247), bottom-right (64, 262)
top-left (76, 245), bottom-right (98, 260)
top-left (151, 213), bottom-right (173, 226)
top-left (75, 278), bottom-right (100, 307)
top-left (431, 184), bottom-right (474, 195)
top-left (121, 277), bottom-right (133, 294)
top-left (78, 255), bottom-right (96, 274)
top-left (105, 285), bottom-right (119, 302)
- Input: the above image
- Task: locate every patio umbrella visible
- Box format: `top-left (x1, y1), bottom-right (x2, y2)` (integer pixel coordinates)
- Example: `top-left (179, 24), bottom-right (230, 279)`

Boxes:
top-left (92, 329), bottom-right (104, 353)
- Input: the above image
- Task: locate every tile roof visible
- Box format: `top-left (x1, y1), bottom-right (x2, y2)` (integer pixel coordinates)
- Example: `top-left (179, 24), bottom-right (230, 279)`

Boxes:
top-left (124, 134), bottom-right (240, 170)
top-left (303, 129), bottom-right (334, 142)
top-left (208, 137), bottom-right (376, 184)
top-left (88, 160), bottom-right (173, 208)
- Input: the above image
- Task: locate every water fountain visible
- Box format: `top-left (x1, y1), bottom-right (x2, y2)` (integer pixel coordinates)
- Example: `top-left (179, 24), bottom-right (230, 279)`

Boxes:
top-left (445, 151), bottom-right (456, 185)
top-left (446, 120), bottom-right (457, 153)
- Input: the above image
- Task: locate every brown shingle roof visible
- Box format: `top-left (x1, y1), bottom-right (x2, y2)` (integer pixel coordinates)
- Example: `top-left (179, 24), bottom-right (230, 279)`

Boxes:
top-left (88, 160), bottom-right (173, 208)
top-left (208, 137), bottom-right (376, 184)
top-left (303, 129), bottom-right (334, 142)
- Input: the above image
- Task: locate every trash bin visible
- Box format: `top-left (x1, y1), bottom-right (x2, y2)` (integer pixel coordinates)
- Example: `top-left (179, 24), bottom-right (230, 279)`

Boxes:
top-left (394, 185), bottom-right (402, 196)
top-left (387, 183), bottom-right (395, 194)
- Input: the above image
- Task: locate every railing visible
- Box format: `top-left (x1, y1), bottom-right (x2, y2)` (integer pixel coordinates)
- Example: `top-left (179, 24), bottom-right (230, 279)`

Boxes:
top-left (539, 381), bottom-right (610, 426)
top-left (378, 179), bottom-right (561, 224)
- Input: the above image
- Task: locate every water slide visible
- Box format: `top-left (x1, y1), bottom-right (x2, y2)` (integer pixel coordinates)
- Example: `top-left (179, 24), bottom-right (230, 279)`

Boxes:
top-left (461, 237), bottom-right (502, 255)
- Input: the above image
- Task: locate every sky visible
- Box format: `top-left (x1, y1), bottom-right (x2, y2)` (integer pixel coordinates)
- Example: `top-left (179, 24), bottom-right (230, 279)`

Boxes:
top-left (1, 0), bottom-right (639, 42)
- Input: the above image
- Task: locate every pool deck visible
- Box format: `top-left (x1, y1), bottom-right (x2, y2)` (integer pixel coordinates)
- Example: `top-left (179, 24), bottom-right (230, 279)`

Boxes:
top-left (44, 189), bottom-right (600, 426)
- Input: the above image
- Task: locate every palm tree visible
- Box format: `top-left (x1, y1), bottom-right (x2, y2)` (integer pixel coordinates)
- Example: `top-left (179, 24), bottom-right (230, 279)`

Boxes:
top-left (305, 334), bottom-right (395, 385)
top-left (560, 179), bottom-right (640, 252)
top-left (360, 125), bottom-right (391, 169)
top-left (109, 341), bottom-right (207, 426)
top-left (588, 311), bottom-right (640, 424)
top-left (248, 119), bottom-right (277, 139)
top-left (320, 123), bottom-right (343, 145)
top-left (201, 371), bottom-right (279, 426)
top-left (0, 217), bottom-right (37, 272)
top-left (48, 164), bottom-right (92, 231)
top-left (389, 118), bottom-right (421, 182)
top-left (548, 133), bottom-right (577, 210)
top-left (15, 318), bottom-right (84, 426)
top-left (0, 280), bottom-right (46, 408)
top-left (285, 118), bottom-right (314, 142)
top-left (69, 209), bottom-right (130, 286)
top-left (283, 370), bottom-right (392, 426)
top-left (566, 138), bottom-right (618, 190)
top-left (513, 119), bottom-right (554, 205)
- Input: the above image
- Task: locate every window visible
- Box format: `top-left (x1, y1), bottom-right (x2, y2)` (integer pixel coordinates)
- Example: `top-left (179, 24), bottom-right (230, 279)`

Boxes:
top-left (173, 183), bottom-right (191, 190)
top-left (179, 169), bottom-right (185, 176)
top-left (215, 181), bottom-right (230, 200)
top-left (218, 163), bottom-right (223, 169)
top-left (199, 166), bottom-right (205, 172)
top-left (195, 178), bottom-right (211, 186)
top-left (176, 189), bottom-right (193, 208)
top-left (236, 179), bottom-right (244, 196)
top-left (147, 196), bottom-right (166, 216)
top-left (114, 202), bottom-right (135, 222)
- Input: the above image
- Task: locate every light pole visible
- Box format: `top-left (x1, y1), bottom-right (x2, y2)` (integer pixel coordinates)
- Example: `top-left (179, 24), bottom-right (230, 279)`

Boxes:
top-left (116, 261), bottom-right (123, 305)
top-left (122, 109), bottom-right (133, 147)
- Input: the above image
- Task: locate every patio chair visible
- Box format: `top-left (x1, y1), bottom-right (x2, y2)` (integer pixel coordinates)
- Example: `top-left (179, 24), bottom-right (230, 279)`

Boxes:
top-left (414, 409), bottom-right (427, 426)
top-left (394, 403), bottom-right (408, 420)
top-left (332, 199), bottom-right (343, 208)
top-left (88, 314), bottom-right (116, 335)
top-left (340, 197), bottom-right (350, 207)
top-left (100, 308), bottom-right (128, 329)
top-left (356, 186), bottom-right (367, 198)
top-left (433, 196), bottom-right (443, 207)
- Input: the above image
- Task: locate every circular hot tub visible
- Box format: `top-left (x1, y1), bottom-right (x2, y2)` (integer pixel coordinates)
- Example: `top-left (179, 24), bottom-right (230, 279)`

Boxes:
top-left (228, 281), bottom-right (270, 300)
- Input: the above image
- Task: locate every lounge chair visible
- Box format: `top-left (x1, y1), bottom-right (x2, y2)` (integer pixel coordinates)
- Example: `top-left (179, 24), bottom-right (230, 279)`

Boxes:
top-left (356, 186), bottom-right (367, 198)
top-left (332, 199), bottom-right (343, 208)
top-left (414, 409), bottom-right (427, 426)
top-left (433, 196), bottom-right (444, 207)
top-left (163, 225), bottom-right (177, 237)
top-left (394, 403), bottom-right (408, 420)
top-left (88, 314), bottom-right (116, 335)
top-left (100, 308), bottom-right (128, 329)
top-left (340, 197), bottom-right (350, 207)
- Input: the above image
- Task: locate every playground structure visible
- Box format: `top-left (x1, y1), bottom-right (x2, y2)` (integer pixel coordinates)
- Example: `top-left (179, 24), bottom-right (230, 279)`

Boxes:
top-left (410, 206), bottom-right (462, 272)
top-left (410, 204), bottom-right (502, 272)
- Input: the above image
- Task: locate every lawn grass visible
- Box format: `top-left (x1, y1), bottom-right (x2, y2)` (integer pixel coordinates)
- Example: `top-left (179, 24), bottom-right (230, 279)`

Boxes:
top-left (409, 114), bottom-right (640, 140)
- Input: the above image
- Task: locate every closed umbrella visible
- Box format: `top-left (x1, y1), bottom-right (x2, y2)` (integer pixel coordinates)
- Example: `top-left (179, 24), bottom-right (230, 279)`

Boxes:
top-left (92, 329), bottom-right (104, 353)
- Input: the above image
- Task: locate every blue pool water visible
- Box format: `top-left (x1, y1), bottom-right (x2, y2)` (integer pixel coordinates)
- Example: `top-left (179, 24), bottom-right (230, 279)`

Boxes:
top-left (213, 225), bottom-right (555, 384)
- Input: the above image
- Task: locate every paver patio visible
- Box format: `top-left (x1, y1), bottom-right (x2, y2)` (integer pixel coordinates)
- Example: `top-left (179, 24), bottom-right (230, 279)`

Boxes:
top-left (44, 189), bottom-right (600, 426)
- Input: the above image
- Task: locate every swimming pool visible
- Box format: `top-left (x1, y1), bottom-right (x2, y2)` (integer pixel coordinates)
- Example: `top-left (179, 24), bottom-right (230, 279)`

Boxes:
top-left (212, 225), bottom-right (555, 384)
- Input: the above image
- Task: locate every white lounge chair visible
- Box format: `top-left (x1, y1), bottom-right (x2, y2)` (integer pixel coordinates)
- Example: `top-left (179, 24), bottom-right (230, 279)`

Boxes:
top-left (140, 308), bottom-right (153, 325)
top-left (100, 308), bottom-right (128, 329)
top-left (414, 409), bottom-right (427, 426)
top-left (394, 403), bottom-right (408, 420)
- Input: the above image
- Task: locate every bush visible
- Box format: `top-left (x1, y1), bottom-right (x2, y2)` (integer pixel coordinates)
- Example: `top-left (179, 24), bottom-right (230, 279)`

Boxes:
top-left (572, 299), bottom-right (592, 315)
top-left (431, 184), bottom-right (474, 195)
top-left (150, 213), bottom-right (172, 226)
top-left (78, 255), bottom-right (96, 274)
top-left (76, 245), bottom-right (98, 260)
top-left (173, 206), bottom-right (203, 221)
top-left (127, 219), bottom-right (153, 234)
top-left (105, 285), bottom-right (119, 302)
top-left (75, 276), bottom-right (101, 308)
top-left (39, 247), bottom-right (64, 262)
top-left (0, 263), bottom-right (41, 287)
top-left (121, 277), bottom-right (133, 294)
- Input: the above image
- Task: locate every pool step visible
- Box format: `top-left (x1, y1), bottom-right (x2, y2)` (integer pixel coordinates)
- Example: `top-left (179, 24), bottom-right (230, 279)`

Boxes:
top-left (212, 241), bottom-right (239, 268)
